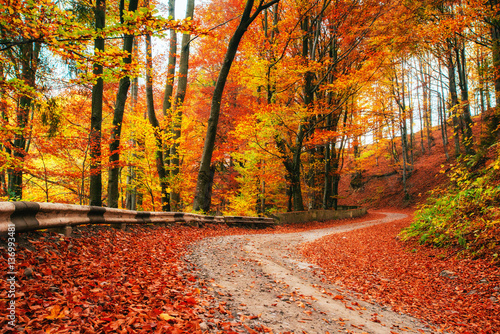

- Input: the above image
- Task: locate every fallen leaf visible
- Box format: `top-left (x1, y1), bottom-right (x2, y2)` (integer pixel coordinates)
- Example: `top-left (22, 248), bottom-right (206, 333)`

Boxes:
top-left (45, 305), bottom-right (65, 320)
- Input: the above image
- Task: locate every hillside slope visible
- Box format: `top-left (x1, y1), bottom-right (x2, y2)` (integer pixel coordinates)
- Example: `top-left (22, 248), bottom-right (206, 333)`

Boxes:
top-left (338, 116), bottom-right (487, 209)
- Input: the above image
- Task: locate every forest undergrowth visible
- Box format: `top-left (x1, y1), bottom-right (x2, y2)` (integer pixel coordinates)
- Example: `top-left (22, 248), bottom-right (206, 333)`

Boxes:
top-left (400, 146), bottom-right (500, 262)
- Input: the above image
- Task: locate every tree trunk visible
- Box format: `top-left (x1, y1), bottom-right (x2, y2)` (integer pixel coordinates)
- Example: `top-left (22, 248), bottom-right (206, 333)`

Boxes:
top-left (89, 0), bottom-right (105, 207)
top-left (391, 58), bottom-right (410, 200)
top-left (146, 34), bottom-right (170, 211)
top-left (323, 141), bottom-right (331, 209)
top-left (322, 110), bottom-right (336, 210)
top-left (455, 44), bottom-right (475, 154)
top-left (108, 0), bottom-right (139, 208)
top-left (0, 68), bottom-right (7, 196)
top-left (125, 41), bottom-right (138, 210)
top-left (323, 143), bottom-right (340, 210)
top-left (290, 160), bottom-right (304, 211)
top-left (408, 83), bottom-right (414, 165)
top-left (446, 44), bottom-right (461, 157)
top-left (485, 0), bottom-right (500, 144)
top-left (10, 66), bottom-right (28, 198)
top-left (438, 92), bottom-right (450, 160)
top-left (416, 76), bottom-right (426, 155)
top-left (438, 64), bottom-right (450, 160)
top-left (400, 108), bottom-right (410, 201)
top-left (193, 0), bottom-right (279, 212)
top-left (9, 41), bottom-right (40, 200)
top-left (301, 14), bottom-right (315, 211)
top-left (331, 169), bottom-right (340, 210)
top-left (275, 128), bottom-right (305, 212)
top-left (350, 101), bottom-right (363, 189)
top-left (306, 146), bottom-right (322, 209)
top-left (170, 0), bottom-right (194, 210)
top-left (162, 0), bottom-right (177, 117)
top-left (398, 76), bottom-right (410, 200)
top-left (422, 60), bottom-right (433, 153)
top-left (476, 47), bottom-right (486, 116)
top-left (330, 112), bottom-right (348, 211)
top-left (324, 106), bottom-right (347, 210)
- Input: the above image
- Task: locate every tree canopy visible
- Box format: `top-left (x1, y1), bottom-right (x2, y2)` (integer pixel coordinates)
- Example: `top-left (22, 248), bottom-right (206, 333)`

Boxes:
top-left (0, 0), bottom-right (498, 216)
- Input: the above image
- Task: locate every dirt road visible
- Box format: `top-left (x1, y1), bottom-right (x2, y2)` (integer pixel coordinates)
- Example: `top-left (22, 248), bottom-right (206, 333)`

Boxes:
top-left (186, 212), bottom-right (434, 333)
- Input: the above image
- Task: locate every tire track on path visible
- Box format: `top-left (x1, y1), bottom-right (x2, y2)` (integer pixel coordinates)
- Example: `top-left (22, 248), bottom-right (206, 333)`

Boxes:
top-left (187, 212), bottom-right (435, 333)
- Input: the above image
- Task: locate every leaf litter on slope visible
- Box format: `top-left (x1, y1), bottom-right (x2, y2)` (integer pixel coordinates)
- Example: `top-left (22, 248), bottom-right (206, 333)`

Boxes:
top-left (0, 224), bottom-right (249, 333)
top-left (299, 210), bottom-right (500, 334)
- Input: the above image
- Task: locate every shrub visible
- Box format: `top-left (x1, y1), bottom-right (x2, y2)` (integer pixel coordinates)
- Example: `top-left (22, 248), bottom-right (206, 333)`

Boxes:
top-left (400, 150), bottom-right (500, 261)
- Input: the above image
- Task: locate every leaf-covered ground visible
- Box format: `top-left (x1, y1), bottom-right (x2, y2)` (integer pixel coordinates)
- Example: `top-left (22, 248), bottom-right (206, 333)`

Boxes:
top-left (300, 210), bottom-right (500, 334)
top-left (0, 224), bottom-right (249, 333)
top-left (1, 211), bottom-right (499, 333)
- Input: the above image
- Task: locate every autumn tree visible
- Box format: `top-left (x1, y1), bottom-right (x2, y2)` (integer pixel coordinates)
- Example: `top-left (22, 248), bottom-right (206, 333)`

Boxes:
top-left (480, 0), bottom-right (500, 144)
top-left (146, 33), bottom-right (170, 211)
top-left (0, 0), bottom-right (81, 200)
top-left (161, 0), bottom-right (177, 206)
top-left (388, 56), bottom-right (412, 200)
top-left (193, 0), bottom-right (280, 213)
top-left (108, 0), bottom-right (140, 208)
top-left (264, 0), bottom-right (401, 211)
top-left (90, 0), bottom-right (106, 206)
top-left (169, 0), bottom-right (195, 210)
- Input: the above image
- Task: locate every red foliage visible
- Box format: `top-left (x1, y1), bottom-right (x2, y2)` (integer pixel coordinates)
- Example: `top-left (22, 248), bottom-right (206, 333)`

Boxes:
top-left (2, 211), bottom-right (499, 333)
top-left (0, 215), bottom-right (378, 333)
top-left (0, 224), bottom-right (249, 333)
top-left (300, 210), bottom-right (500, 334)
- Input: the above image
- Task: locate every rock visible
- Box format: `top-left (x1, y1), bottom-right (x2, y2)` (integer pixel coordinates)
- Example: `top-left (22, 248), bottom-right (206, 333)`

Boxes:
top-left (479, 278), bottom-right (489, 284)
top-left (439, 270), bottom-right (457, 279)
top-left (49, 286), bottom-right (60, 292)
top-left (24, 267), bottom-right (33, 278)
top-left (199, 322), bottom-right (208, 330)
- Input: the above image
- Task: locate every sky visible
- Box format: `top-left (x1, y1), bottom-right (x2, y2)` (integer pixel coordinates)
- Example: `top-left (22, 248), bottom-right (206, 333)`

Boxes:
top-left (157, 0), bottom-right (189, 19)
top-left (151, 0), bottom-right (194, 75)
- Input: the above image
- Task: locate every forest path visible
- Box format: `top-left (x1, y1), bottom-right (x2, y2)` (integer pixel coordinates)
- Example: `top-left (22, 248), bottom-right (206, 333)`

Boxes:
top-left (186, 212), bottom-right (434, 334)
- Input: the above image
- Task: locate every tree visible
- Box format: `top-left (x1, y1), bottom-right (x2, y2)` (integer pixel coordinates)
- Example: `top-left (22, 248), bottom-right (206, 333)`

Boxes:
top-left (8, 42), bottom-right (41, 200)
top-left (107, 0), bottom-right (140, 208)
top-left (483, 0), bottom-right (500, 144)
top-left (266, 0), bottom-right (399, 211)
top-left (125, 40), bottom-right (139, 210)
top-left (161, 0), bottom-right (177, 199)
top-left (170, 0), bottom-right (195, 210)
top-left (0, 0), bottom-right (190, 205)
top-left (162, 0), bottom-right (178, 117)
top-left (146, 33), bottom-right (170, 211)
top-left (89, 0), bottom-right (106, 206)
top-left (193, 0), bottom-right (280, 212)
top-left (389, 56), bottom-right (411, 200)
